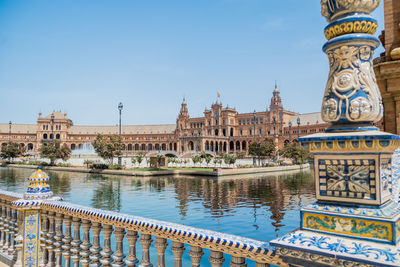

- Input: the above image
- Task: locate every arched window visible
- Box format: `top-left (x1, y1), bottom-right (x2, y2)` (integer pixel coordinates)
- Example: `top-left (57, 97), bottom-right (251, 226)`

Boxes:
top-left (56, 134), bottom-right (60, 140)
top-left (43, 133), bottom-right (48, 140)
top-left (50, 134), bottom-right (54, 140)
top-left (71, 144), bottom-right (76, 150)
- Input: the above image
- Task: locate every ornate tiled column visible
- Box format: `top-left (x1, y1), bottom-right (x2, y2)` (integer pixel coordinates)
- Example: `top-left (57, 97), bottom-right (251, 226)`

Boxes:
top-left (12, 167), bottom-right (62, 267)
top-left (271, 1), bottom-right (400, 266)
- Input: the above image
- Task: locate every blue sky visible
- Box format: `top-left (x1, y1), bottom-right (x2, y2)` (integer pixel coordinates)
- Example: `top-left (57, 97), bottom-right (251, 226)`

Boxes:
top-left (0, 0), bottom-right (384, 126)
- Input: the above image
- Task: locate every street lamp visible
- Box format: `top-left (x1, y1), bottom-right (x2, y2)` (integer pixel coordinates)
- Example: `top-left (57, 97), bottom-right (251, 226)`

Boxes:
top-left (118, 102), bottom-right (123, 165)
top-left (253, 110), bottom-right (256, 165)
top-left (8, 121), bottom-right (11, 142)
top-left (288, 121), bottom-right (292, 143)
top-left (297, 117), bottom-right (301, 142)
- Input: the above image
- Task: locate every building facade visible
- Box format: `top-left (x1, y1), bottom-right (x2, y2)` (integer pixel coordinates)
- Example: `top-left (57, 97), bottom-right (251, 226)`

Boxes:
top-left (0, 86), bottom-right (330, 156)
top-left (374, 0), bottom-right (400, 134)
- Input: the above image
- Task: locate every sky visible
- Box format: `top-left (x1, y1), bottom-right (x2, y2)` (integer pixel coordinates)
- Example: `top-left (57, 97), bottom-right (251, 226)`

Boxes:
top-left (0, 0), bottom-right (385, 126)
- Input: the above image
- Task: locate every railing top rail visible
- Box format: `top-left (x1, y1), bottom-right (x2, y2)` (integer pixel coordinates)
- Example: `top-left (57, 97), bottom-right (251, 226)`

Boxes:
top-left (40, 199), bottom-right (283, 265)
top-left (0, 190), bottom-right (23, 202)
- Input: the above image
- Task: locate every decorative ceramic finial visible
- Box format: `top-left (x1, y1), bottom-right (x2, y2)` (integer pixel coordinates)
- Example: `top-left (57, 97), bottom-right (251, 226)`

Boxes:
top-left (23, 167), bottom-right (54, 200)
top-left (320, 0), bottom-right (383, 129)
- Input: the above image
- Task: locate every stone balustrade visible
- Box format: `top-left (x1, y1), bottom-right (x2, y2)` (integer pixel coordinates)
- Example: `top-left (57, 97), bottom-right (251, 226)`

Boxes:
top-left (0, 189), bottom-right (285, 267)
top-left (0, 190), bottom-right (22, 265)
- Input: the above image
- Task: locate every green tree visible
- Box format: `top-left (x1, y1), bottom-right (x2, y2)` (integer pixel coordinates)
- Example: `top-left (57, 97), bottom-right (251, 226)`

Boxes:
top-left (131, 157), bottom-right (136, 167)
top-left (156, 154), bottom-right (165, 168)
top-left (229, 154), bottom-right (237, 166)
top-left (192, 155), bottom-right (201, 166)
top-left (281, 143), bottom-right (311, 164)
top-left (39, 140), bottom-right (71, 165)
top-left (83, 159), bottom-right (93, 168)
top-left (92, 134), bottom-right (123, 164)
top-left (205, 155), bottom-right (212, 167)
top-left (0, 143), bottom-right (24, 162)
top-left (224, 154), bottom-right (237, 167)
top-left (135, 153), bottom-right (144, 166)
top-left (248, 138), bottom-right (275, 159)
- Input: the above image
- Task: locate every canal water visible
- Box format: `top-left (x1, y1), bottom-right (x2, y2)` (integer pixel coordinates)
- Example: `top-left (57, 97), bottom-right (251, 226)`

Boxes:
top-left (0, 167), bottom-right (315, 265)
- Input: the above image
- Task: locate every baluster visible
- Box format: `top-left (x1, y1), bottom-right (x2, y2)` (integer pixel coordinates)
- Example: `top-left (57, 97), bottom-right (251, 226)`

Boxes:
top-left (40, 211), bottom-right (49, 267)
top-left (89, 222), bottom-right (102, 266)
top-left (62, 215), bottom-right (73, 267)
top-left (188, 246), bottom-right (204, 267)
top-left (0, 202), bottom-right (4, 250)
top-left (13, 211), bottom-right (23, 267)
top-left (209, 251), bottom-right (225, 267)
top-left (125, 230), bottom-right (139, 267)
top-left (80, 219), bottom-right (92, 267)
top-left (154, 237), bottom-right (168, 267)
top-left (112, 227), bottom-right (126, 266)
top-left (100, 224), bottom-right (114, 266)
top-left (54, 213), bottom-right (64, 267)
top-left (255, 263), bottom-right (270, 267)
top-left (47, 212), bottom-right (57, 267)
top-left (230, 257), bottom-right (247, 267)
top-left (71, 217), bottom-right (82, 267)
top-left (171, 241), bottom-right (185, 267)
top-left (139, 234), bottom-right (153, 267)
top-left (3, 204), bottom-right (10, 252)
top-left (7, 207), bottom-right (17, 256)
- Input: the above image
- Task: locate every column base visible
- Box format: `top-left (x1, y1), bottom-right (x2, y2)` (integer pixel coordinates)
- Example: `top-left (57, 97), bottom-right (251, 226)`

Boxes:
top-left (301, 200), bottom-right (400, 245)
top-left (271, 229), bottom-right (400, 267)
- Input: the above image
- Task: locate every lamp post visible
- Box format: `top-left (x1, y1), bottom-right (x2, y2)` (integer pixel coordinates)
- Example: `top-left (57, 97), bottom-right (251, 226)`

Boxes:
top-left (118, 102), bottom-right (123, 165)
top-left (288, 121), bottom-right (292, 143)
top-left (8, 121), bottom-right (11, 143)
top-left (253, 110), bottom-right (256, 165)
top-left (297, 117), bottom-right (301, 143)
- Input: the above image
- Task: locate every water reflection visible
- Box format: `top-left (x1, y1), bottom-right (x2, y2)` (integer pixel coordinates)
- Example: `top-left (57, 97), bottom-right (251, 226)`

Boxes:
top-left (0, 167), bottom-right (315, 240)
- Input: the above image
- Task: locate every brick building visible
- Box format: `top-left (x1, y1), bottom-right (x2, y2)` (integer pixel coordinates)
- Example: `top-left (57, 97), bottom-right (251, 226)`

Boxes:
top-left (374, 0), bottom-right (400, 134)
top-left (0, 86), bottom-right (329, 156)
